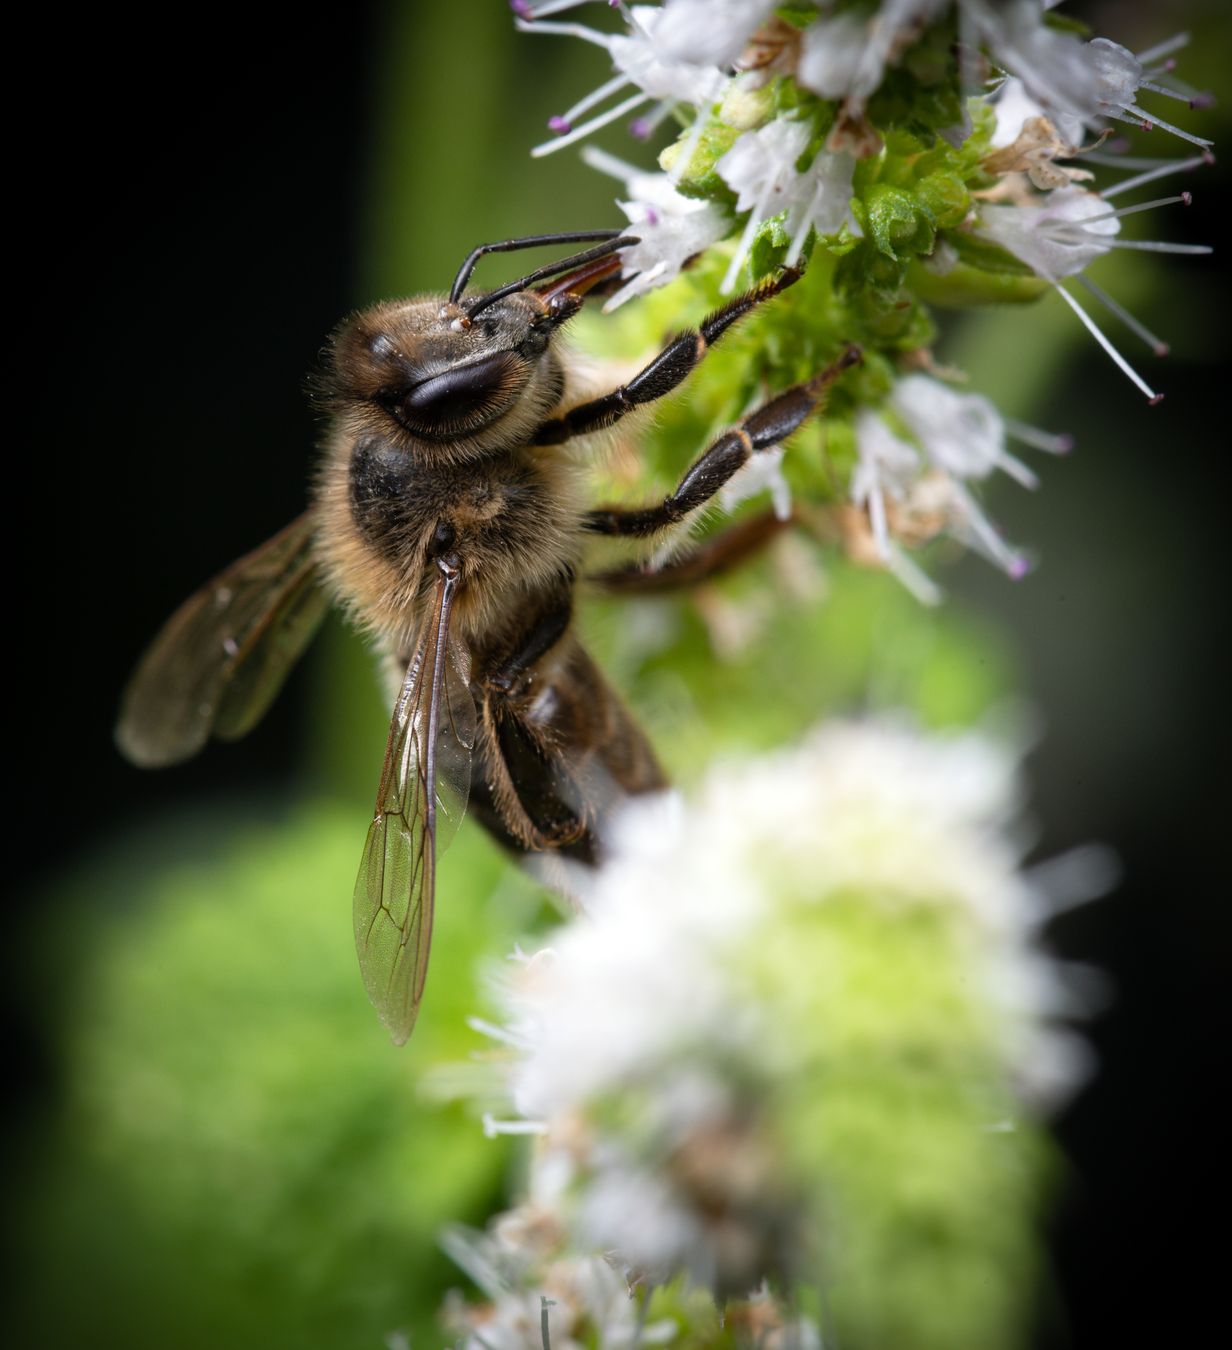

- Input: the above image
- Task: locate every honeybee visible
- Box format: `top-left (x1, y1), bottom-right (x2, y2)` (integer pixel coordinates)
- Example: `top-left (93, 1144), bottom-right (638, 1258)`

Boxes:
top-left (117, 228), bottom-right (860, 1044)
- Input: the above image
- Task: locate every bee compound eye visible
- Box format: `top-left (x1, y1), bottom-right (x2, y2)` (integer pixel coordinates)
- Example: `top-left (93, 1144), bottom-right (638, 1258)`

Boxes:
top-left (398, 350), bottom-right (522, 436)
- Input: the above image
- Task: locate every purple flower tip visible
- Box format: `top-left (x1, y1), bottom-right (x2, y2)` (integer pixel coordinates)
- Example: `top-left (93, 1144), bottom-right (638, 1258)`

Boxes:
top-left (548, 115), bottom-right (572, 134)
top-left (1009, 557), bottom-right (1030, 581)
top-left (1148, 393), bottom-right (1166, 406)
top-left (510, 1), bottom-right (533, 18)
top-left (1153, 342), bottom-right (1171, 358)
top-left (645, 207), bottom-right (660, 226)
top-left (1056, 433), bottom-right (1075, 454)
top-left (629, 117), bottom-right (651, 140)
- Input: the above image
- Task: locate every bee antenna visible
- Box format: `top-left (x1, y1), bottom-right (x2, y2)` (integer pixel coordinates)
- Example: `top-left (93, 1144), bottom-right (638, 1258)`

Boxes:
top-left (453, 232), bottom-right (639, 317)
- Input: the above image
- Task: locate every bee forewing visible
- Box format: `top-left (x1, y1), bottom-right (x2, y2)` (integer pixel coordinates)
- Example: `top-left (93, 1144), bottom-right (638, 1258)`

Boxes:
top-left (115, 512), bottom-right (326, 767)
top-left (353, 565), bottom-right (475, 1045)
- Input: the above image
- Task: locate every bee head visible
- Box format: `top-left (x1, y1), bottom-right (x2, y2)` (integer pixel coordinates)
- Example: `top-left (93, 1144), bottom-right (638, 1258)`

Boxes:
top-left (317, 231), bottom-right (638, 459)
top-left (320, 290), bottom-right (566, 457)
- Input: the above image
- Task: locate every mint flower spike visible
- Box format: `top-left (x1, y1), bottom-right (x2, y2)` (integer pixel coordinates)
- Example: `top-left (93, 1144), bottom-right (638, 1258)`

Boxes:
top-left (517, 4), bottom-right (726, 158)
top-left (580, 147), bottom-right (728, 309)
top-left (977, 181), bottom-right (1213, 402)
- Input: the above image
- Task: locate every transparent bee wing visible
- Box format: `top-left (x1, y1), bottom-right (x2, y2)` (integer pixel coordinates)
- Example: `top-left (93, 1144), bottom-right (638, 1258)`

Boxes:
top-left (116, 512), bottom-right (327, 767)
top-left (353, 563), bottom-right (476, 1045)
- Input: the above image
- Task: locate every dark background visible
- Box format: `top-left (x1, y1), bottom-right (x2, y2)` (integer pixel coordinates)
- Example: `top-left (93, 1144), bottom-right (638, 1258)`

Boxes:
top-left (10, 3), bottom-right (1228, 1345)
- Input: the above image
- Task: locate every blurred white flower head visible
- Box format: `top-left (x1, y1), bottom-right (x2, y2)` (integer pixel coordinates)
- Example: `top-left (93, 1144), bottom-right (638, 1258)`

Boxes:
top-left (477, 720), bottom-right (1103, 1297)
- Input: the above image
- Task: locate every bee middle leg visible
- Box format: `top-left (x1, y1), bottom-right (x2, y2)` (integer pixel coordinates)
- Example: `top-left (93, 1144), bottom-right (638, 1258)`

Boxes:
top-left (584, 347), bottom-right (862, 540)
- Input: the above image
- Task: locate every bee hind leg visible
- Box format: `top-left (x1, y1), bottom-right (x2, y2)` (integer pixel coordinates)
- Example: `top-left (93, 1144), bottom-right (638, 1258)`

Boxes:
top-left (591, 508), bottom-right (793, 594)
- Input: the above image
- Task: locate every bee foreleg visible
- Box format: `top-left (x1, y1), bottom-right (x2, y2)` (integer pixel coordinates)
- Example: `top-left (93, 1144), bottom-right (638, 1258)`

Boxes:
top-left (531, 267), bottom-right (806, 446)
top-left (583, 347), bottom-right (863, 539)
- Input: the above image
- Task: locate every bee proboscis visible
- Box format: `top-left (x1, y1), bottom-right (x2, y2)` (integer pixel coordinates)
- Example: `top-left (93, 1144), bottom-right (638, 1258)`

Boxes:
top-left (117, 229), bottom-right (860, 1043)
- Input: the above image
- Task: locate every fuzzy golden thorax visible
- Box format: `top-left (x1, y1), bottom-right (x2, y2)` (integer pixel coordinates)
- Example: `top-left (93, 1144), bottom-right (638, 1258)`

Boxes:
top-left (312, 289), bottom-right (587, 655)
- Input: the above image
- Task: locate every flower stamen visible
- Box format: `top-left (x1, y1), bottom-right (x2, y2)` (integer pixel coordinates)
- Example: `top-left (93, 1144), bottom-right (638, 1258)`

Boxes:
top-left (1074, 275), bottom-right (1170, 357)
top-left (1053, 283), bottom-right (1161, 403)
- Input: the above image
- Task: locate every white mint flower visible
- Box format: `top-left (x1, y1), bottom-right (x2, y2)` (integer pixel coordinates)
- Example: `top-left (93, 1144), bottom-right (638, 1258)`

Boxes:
top-left (891, 374), bottom-right (1039, 487)
top-left (581, 147), bottom-right (729, 309)
top-left (517, 4), bottom-right (727, 157)
top-left (979, 184), bottom-right (1123, 282)
top-left (716, 120), bottom-right (857, 291)
top-left (990, 75), bottom-right (1085, 151)
top-left (888, 373), bottom-right (1053, 574)
top-left (654, 0), bottom-right (780, 69)
top-left (798, 0), bottom-right (949, 102)
top-left (850, 409), bottom-right (944, 604)
top-left (479, 720), bottom-right (1100, 1301)
top-left (849, 376), bottom-right (1070, 591)
top-left (977, 178), bottom-right (1212, 401)
top-left (851, 407), bottom-right (922, 549)
top-left (966, 1), bottom-right (1212, 150)
top-left (983, 77), bottom-right (1098, 191)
